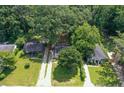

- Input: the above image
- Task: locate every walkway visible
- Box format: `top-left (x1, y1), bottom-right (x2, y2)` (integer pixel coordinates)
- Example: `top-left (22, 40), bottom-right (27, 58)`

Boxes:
top-left (83, 64), bottom-right (95, 87)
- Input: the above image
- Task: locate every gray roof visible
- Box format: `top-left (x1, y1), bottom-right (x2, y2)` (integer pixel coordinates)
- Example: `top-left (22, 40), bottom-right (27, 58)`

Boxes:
top-left (92, 44), bottom-right (107, 61)
top-left (0, 44), bottom-right (16, 52)
top-left (24, 42), bottom-right (45, 53)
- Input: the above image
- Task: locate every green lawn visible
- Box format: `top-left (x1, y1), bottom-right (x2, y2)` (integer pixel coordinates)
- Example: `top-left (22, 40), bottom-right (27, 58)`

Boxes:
top-left (52, 61), bottom-right (84, 86)
top-left (88, 65), bottom-right (103, 86)
top-left (0, 58), bottom-right (41, 86)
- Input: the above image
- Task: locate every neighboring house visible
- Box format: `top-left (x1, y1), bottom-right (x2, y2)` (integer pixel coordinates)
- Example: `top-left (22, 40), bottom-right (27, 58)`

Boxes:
top-left (89, 44), bottom-right (107, 65)
top-left (0, 44), bottom-right (16, 52)
top-left (24, 42), bottom-right (45, 57)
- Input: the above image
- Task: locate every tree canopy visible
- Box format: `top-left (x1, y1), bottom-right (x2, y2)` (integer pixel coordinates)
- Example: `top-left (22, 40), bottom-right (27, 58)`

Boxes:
top-left (71, 22), bottom-right (101, 58)
top-left (58, 47), bottom-right (82, 69)
top-left (1, 6), bottom-right (124, 44)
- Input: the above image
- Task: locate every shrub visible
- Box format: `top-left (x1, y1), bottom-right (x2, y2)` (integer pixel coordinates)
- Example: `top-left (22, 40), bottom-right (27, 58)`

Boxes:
top-left (14, 48), bottom-right (19, 55)
top-left (16, 50), bottom-right (25, 58)
top-left (24, 63), bottom-right (30, 69)
top-left (15, 37), bottom-right (26, 49)
top-left (0, 73), bottom-right (6, 80)
top-left (37, 53), bottom-right (43, 58)
top-left (0, 52), bottom-right (16, 70)
top-left (32, 35), bottom-right (42, 43)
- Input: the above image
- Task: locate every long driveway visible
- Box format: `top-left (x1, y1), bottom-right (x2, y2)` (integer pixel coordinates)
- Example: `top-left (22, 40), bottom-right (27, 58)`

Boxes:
top-left (83, 64), bottom-right (95, 87)
top-left (36, 50), bottom-right (52, 87)
top-left (38, 59), bottom-right (52, 86)
top-left (36, 48), bottom-right (48, 86)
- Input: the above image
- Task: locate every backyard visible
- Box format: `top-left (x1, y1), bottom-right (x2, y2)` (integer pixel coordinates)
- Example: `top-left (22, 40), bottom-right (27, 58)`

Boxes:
top-left (0, 58), bottom-right (41, 86)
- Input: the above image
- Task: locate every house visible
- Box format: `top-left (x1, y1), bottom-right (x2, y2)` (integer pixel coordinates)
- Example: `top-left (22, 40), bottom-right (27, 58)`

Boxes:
top-left (52, 32), bottom-right (70, 58)
top-left (90, 44), bottom-right (107, 65)
top-left (0, 44), bottom-right (16, 52)
top-left (24, 42), bottom-right (45, 57)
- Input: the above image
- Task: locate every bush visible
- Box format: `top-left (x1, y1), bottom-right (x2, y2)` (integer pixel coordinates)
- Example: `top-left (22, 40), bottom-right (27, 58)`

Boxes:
top-left (32, 35), bottom-right (42, 43)
top-left (0, 73), bottom-right (6, 80)
top-left (37, 53), bottom-right (43, 58)
top-left (15, 37), bottom-right (26, 49)
top-left (14, 48), bottom-right (19, 55)
top-left (16, 50), bottom-right (25, 58)
top-left (0, 52), bottom-right (16, 70)
top-left (58, 47), bottom-right (82, 70)
top-left (24, 63), bottom-right (30, 69)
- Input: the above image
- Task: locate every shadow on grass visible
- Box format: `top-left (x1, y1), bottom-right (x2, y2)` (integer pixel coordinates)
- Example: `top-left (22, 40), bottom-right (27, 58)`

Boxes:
top-left (0, 67), bottom-right (16, 81)
top-left (53, 65), bottom-right (78, 82)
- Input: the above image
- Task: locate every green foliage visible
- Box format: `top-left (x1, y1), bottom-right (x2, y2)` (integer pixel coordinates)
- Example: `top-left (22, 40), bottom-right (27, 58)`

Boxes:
top-left (15, 50), bottom-right (25, 60)
top-left (24, 63), bottom-right (30, 69)
top-left (120, 56), bottom-right (124, 64)
top-left (111, 33), bottom-right (124, 64)
top-left (58, 47), bottom-right (82, 70)
top-left (52, 62), bottom-right (85, 86)
top-left (1, 6), bottom-right (124, 44)
top-left (35, 6), bottom-right (77, 45)
top-left (71, 22), bottom-right (101, 58)
top-left (0, 6), bottom-right (35, 43)
top-left (113, 7), bottom-right (124, 33)
top-left (15, 37), bottom-right (26, 49)
top-left (0, 73), bottom-right (6, 80)
top-left (98, 62), bottom-right (120, 86)
top-left (0, 52), bottom-right (16, 70)
top-left (32, 35), bottom-right (42, 43)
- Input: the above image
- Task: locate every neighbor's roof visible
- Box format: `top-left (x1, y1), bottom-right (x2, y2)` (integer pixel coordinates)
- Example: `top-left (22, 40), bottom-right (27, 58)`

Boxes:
top-left (24, 42), bottom-right (45, 53)
top-left (0, 44), bottom-right (16, 52)
top-left (92, 44), bottom-right (107, 60)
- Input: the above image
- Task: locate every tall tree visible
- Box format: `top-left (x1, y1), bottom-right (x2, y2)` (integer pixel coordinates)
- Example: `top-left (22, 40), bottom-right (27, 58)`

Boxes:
top-left (71, 22), bottom-right (101, 59)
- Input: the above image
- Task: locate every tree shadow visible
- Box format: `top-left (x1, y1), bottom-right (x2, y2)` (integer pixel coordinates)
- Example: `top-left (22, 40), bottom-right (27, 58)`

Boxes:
top-left (53, 65), bottom-right (78, 82)
top-left (0, 67), bottom-right (16, 81)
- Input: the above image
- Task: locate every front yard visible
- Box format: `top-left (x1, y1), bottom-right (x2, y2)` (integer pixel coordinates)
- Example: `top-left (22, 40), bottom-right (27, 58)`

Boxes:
top-left (0, 58), bottom-right (41, 86)
top-left (88, 65), bottom-right (103, 86)
top-left (52, 61), bottom-right (84, 86)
